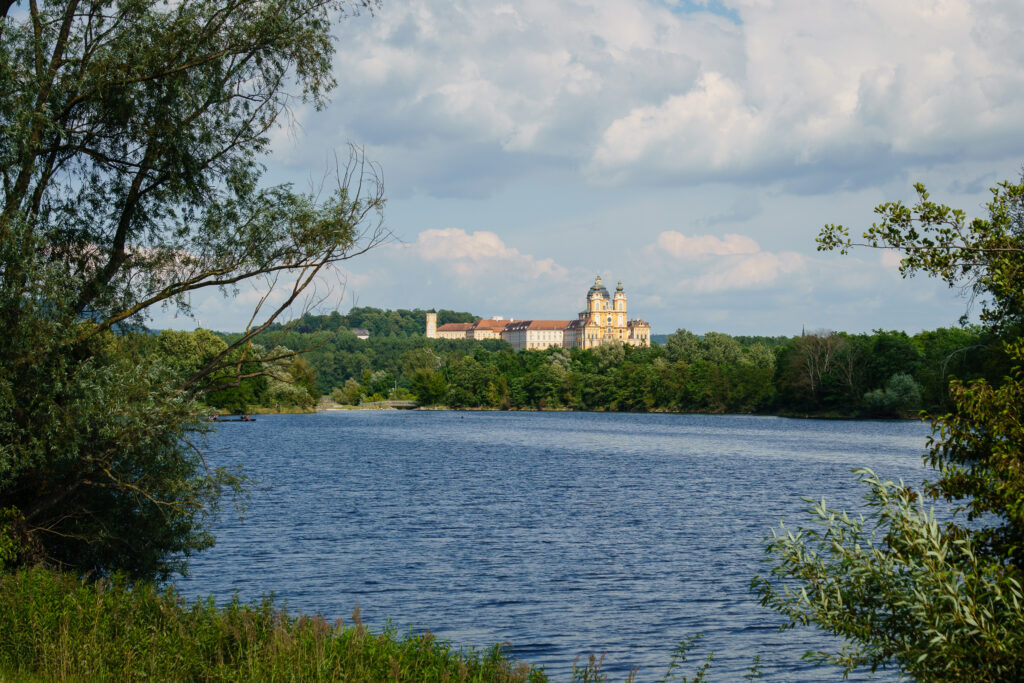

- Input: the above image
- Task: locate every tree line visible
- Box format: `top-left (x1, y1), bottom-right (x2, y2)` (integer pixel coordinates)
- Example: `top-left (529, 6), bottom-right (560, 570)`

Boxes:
top-left (206, 312), bottom-right (1004, 418)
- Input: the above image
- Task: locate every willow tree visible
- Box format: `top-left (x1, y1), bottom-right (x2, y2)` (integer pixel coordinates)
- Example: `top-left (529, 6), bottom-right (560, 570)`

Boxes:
top-left (0, 0), bottom-right (386, 579)
top-left (755, 180), bottom-right (1024, 680)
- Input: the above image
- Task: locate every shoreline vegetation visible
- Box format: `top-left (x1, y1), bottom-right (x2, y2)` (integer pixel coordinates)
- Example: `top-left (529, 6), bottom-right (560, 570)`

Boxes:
top-left (234, 398), bottom-right (919, 419)
top-left (0, 567), bottom-right (547, 683)
top-left (1, 566), bottom-right (743, 683)
top-left (224, 395), bottom-right (923, 419)
top-left (310, 402), bottom-right (918, 419)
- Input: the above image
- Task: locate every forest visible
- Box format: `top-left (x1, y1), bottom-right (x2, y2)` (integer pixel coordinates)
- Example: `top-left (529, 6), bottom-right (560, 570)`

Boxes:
top-left (194, 307), bottom-right (1004, 418)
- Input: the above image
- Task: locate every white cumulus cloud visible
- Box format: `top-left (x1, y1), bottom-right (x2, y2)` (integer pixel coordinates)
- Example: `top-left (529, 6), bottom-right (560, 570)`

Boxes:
top-left (656, 230), bottom-right (760, 259)
top-left (648, 230), bottom-right (804, 293)
top-left (584, 0), bottom-right (1024, 184)
top-left (287, 0), bottom-right (737, 196)
top-left (591, 72), bottom-right (766, 177)
top-left (690, 251), bottom-right (805, 293)
top-left (880, 250), bottom-right (904, 269)
top-left (416, 228), bottom-right (567, 280)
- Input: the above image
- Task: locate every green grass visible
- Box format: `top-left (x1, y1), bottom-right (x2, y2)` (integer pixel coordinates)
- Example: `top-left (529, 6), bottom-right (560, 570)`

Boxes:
top-left (0, 567), bottom-right (545, 682)
top-left (0, 568), bottom-right (760, 682)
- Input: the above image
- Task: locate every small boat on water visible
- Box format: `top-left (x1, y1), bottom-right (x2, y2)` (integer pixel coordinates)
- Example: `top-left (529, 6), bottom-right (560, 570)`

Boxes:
top-left (207, 414), bottom-right (256, 422)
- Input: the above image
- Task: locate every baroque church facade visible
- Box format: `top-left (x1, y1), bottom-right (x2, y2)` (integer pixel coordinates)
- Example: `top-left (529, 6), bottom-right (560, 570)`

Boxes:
top-left (426, 275), bottom-right (651, 351)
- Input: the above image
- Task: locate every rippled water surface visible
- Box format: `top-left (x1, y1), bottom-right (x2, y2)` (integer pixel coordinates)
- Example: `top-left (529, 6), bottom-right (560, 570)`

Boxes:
top-left (175, 411), bottom-right (933, 680)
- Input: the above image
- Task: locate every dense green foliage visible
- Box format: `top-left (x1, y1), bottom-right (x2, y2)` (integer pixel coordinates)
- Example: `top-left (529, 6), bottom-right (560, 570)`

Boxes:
top-left (755, 177), bottom-right (1024, 679)
top-left (0, 0), bottom-right (385, 579)
top-left (152, 329), bottom-right (320, 412)
top-left (0, 567), bottom-right (545, 682)
top-left (772, 327), bottom-right (996, 416)
top-left (0, 323), bottom-right (237, 580)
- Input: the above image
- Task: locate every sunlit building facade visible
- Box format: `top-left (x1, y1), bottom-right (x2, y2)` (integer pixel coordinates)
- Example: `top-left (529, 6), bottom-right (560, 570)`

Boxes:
top-left (426, 276), bottom-right (651, 350)
top-left (564, 276), bottom-right (650, 349)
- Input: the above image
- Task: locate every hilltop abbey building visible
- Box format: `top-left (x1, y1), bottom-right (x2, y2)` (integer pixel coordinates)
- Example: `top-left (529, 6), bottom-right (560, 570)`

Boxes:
top-left (426, 275), bottom-right (651, 351)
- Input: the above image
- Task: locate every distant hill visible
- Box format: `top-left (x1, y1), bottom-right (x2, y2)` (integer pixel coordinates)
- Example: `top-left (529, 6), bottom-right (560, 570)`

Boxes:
top-left (261, 307), bottom-right (478, 338)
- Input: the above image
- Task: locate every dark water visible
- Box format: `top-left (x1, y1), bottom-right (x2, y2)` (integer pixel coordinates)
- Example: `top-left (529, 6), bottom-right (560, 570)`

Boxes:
top-left (175, 411), bottom-right (933, 681)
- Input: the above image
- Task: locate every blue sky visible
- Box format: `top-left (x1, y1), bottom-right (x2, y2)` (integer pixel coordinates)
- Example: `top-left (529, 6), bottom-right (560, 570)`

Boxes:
top-left (158, 0), bottom-right (1024, 336)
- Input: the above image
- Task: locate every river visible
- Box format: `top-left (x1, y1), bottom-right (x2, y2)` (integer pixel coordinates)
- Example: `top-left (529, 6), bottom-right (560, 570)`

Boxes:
top-left (174, 410), bottom-right (934, 681)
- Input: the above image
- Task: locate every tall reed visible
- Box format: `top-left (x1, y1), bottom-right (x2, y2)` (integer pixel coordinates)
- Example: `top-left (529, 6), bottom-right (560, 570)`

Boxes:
top-left (1, 568), bottom-right (761, 681)
top-left (0, 567), bottom-right (544, 682)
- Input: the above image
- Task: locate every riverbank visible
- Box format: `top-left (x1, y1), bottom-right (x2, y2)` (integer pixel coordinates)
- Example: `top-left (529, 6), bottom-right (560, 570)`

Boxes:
top-left (215, 401), bottom-right (918, 420)
top-left (374, 403), bottom-right (918, 420)
top-left (205, 393), bottom-right (920, 420)
top-left (0, 567), bottom-right (547, 682)
top-left (205, 405), bottom-right (317, 416)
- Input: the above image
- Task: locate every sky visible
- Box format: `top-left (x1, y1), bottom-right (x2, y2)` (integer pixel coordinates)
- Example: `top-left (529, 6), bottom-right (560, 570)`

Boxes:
top-left (158, 0), bottom-right (1024, 336)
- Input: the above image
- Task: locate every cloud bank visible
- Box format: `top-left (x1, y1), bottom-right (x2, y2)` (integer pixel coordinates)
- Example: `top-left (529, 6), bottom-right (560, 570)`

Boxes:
top-left (648, 230), bottom-right (804, 294)
top-left (282, 0), bottom-right (1024, 197)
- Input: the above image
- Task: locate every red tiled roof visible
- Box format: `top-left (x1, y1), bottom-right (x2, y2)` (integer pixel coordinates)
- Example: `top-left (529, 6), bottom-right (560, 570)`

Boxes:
top-left (437, 322), bottom-right (473, 331)
top-left (472, 319), bottom-right (510, 331)
top-left (529, 320), bottom-right (570, 330)
top-left (503, 320), bottom-right (570, 331)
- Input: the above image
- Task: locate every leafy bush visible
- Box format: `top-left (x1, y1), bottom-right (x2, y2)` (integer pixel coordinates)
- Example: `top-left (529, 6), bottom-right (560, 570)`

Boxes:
top-left (862, 372), bottom-right (923, 416)
top-left (754, 470), bottom-right (1024, 680)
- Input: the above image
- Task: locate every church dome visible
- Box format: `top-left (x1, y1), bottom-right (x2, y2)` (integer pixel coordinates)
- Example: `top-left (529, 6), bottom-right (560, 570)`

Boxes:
top-left (588, 275), bottom-right (610, 299)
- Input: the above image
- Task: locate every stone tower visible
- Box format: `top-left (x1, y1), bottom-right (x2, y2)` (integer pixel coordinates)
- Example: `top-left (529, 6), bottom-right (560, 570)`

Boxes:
top-left (569, 274), bottom-right (648, 348)
top-left (613, 280), bottom-right (627, 328)
top-left (425, 312), bottom-right (437, 338)
top-left (587, 274), bottom-right (610, 314)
